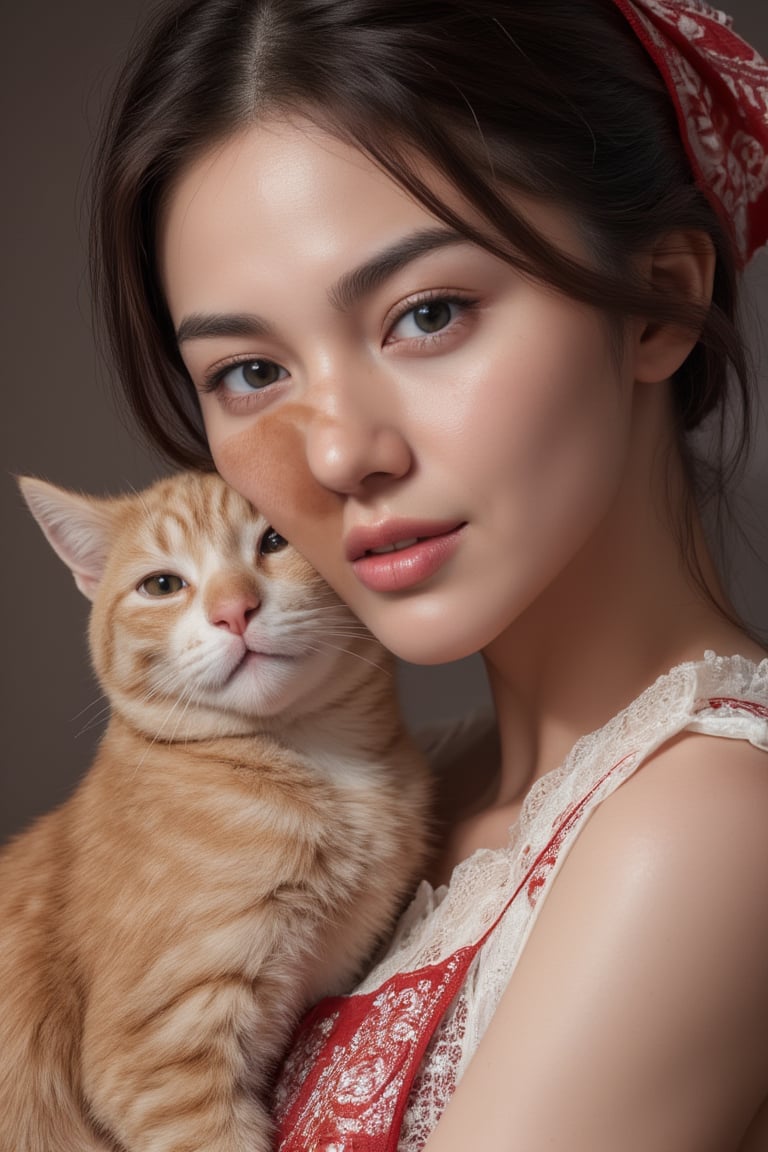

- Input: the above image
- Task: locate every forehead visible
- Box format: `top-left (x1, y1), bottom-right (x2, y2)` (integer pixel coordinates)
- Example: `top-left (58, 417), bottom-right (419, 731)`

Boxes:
top-left (124, 475), bottom-right (262, 549)
top-left (159, 115), bottom-right (588, 326)
top-left (160, 118), bottom-right (449, 305)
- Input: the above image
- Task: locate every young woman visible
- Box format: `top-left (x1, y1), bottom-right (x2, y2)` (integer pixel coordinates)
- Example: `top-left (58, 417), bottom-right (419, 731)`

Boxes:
top-left (91, 0), bottom-right (768, 1147)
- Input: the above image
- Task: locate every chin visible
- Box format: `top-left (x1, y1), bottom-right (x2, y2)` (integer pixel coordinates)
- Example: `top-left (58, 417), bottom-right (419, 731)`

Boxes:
top-left (362, 612), bottom-right (494, 667)
top-left (391, 643), bottom-right (472, 666)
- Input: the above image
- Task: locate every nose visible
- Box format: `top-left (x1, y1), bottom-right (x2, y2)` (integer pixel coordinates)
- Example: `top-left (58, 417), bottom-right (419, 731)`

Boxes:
top-left (304, 363), bottom-right (413, 495)
top-left (206, 585), bottom-right (261, 635)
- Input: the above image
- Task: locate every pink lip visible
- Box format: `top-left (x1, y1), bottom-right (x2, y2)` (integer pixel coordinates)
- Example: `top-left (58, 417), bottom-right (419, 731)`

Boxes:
top-left (347, 520), bottom-right (465, 593)
top-left (345, 519), bottom-right (464, 561)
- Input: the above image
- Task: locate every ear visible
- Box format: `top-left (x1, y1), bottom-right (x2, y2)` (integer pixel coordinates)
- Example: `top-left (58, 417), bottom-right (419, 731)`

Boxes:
top-left (632, 230), bottom-right (716, 385)
top-left (17, 477), bottom-right (118, 601)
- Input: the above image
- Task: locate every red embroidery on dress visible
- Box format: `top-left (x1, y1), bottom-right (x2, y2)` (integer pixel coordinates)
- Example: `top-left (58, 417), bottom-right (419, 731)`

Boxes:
top-left (274, 692), bottom-right (766, 1146)
top-left (274, 751), bottom-right (637, 1149)
top-left (525, 752), bottom-right (635, 907)
top-left (705, 696), bottom-right (768, 720)
top-left (274, 949), bottom-right (476, 1150)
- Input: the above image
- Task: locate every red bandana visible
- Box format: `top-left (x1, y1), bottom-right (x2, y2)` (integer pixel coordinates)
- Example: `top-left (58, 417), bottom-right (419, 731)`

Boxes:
top-left (612, 0), bottom-right (768, 265)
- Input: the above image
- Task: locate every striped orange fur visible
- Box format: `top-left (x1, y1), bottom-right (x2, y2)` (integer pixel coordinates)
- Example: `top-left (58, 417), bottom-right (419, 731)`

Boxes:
top-left (1, 471), bottom-right (431, 1152)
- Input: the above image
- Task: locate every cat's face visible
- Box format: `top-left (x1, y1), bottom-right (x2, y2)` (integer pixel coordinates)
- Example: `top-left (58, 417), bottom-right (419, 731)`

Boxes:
top-left (21, 472), bottom-right (381, 740)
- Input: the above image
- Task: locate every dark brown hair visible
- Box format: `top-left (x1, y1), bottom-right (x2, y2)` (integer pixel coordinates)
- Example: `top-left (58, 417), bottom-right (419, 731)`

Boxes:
top-left (91, 0), bottom-right (750, 489)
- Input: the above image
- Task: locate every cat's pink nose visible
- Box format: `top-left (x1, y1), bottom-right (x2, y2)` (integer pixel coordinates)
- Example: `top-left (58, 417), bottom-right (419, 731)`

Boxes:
top-left (210, 595), bottom-right (260, 635)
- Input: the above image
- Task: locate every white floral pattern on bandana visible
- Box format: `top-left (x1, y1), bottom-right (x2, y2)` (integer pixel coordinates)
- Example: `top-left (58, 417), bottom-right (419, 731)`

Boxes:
top-left (613, 0), bottom-right (768, 264)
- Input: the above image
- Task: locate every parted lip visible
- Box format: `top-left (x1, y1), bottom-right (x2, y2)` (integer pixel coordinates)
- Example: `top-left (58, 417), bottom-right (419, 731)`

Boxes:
top-left (344, 519), bottom-right (465, 562)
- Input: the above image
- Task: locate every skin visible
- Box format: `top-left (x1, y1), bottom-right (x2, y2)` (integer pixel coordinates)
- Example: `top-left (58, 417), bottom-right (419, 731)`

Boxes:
top-left (159, 118), bottom-right (768, 1150)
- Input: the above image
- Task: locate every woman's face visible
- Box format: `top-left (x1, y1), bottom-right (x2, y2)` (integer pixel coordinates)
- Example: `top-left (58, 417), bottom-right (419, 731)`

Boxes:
top-left (160, 119), bottom-right (638, 664)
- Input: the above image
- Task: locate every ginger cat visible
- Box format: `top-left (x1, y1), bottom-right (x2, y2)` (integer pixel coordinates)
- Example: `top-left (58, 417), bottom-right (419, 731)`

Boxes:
top-left (1, 471), bottom-right (430, 1152)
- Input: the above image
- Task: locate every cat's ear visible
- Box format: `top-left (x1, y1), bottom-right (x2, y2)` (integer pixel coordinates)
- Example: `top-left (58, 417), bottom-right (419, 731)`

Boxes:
top-left (18, 477), bottom-right (118, 601)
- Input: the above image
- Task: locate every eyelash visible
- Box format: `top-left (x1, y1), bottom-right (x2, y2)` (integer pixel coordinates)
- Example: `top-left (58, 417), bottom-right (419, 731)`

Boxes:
top-left (385, 290), bottom-right (478, 346)
top-left (199, 359), bottom-right (285, 396)
top-left (199, 289), bottom-right (479, 401)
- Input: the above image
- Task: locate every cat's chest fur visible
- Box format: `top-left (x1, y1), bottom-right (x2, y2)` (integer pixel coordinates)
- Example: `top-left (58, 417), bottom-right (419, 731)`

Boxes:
top-left (0, 470), bottom-right (431, 1152)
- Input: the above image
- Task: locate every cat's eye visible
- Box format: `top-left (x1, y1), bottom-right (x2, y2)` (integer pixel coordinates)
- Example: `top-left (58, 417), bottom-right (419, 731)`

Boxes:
top-left (260, 527), bottom-right (288, 555)
top-left (138, 574), bottom-right (187, 597)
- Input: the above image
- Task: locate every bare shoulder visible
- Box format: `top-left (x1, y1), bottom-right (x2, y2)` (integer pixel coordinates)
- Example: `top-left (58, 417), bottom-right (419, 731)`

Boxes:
top-left (519, 731), bottom-right (768, 1145)
top-left (425, 732), bottom-right (768, 1151)
top-left (587, 729), bottom-right (768, 884)
top-left (566, 730), bottom-right (768, 986)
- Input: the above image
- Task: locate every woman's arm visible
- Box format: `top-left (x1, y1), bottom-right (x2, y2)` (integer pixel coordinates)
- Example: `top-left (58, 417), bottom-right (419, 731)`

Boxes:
top-left (425, 733), bottom-right (768, 1152)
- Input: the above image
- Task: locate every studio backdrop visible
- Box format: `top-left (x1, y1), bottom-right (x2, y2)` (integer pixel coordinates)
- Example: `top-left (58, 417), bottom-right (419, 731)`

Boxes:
top-left (1, 0), bottom-right (766, 843)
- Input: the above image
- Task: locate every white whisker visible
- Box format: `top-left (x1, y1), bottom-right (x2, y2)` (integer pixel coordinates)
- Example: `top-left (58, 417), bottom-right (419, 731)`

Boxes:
top-left (308, 639), bottom-right (391, 676)
top-left (71, 693), bottom-right (111, 722)
top-left (74, 699), bottom-right (114, 738)
top-left (132, 689), bottom-right (192, 775)
top-left (165, 686), bottom-right (198, 744)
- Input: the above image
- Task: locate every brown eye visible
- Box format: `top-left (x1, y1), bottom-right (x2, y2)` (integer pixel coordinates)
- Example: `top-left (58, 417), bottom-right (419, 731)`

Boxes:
top-left (260, 527), bottom-right (288, 555)
top-left (412, 300), bottom-right (453, 333)
top-left (218, 359), bottom-right (286, 393)
top-left (241, 360), bottom-right (283, 388)
top-left (139, 574), bottom-right (186, 597)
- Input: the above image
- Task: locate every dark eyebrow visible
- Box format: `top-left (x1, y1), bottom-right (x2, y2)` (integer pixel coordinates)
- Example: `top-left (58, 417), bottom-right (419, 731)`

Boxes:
top-left (175, 225), bottom-right (468, 344)
top-left (327, 226), bottom-right (467, 311)
top-left (176, 312), bottom-right (275, 345)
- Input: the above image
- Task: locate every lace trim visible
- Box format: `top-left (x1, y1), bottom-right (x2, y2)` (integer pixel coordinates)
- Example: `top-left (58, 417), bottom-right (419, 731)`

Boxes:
top-left (272, 654), bottom-right (767, 1152)
top-left (396, 654), bottom-right (768, 1146)
top-left (363, 652), bottom-right (768, 995)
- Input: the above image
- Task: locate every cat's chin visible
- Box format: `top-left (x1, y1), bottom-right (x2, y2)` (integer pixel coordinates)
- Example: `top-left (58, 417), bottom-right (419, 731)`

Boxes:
top-left (114, 697), bottom-right (275, 741)
top-left (237, 649), bottom-right (297, 674)
top-left (110, 647), bottom-right (337, 740)
top-left (217, 651), bottom-right (308, 720)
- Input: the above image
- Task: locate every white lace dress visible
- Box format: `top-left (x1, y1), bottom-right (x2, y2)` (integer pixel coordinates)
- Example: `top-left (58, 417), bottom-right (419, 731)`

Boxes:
top-left (274, 652), bottom-right (768, 1151)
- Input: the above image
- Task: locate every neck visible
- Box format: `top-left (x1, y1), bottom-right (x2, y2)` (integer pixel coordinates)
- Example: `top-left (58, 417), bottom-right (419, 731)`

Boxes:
top-left (482, 400), bottom-right (761, 808)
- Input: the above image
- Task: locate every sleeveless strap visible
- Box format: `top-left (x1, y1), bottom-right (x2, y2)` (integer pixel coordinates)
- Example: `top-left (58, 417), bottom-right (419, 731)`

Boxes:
top-left (274, 691), bottom-right (768, 1149)
top-left (274, 752), bottom-right (636, 1150)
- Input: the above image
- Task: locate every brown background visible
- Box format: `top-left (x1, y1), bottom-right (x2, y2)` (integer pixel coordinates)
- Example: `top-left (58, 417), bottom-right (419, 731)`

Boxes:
top-left (1, 0), bottom-right (766, 844)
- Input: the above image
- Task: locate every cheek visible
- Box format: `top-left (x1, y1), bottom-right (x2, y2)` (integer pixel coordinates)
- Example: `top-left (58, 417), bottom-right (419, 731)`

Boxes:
top-left (210, 407), bottom-right (340, 551)
top-left (469, 319), bottom-right (630, 562)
